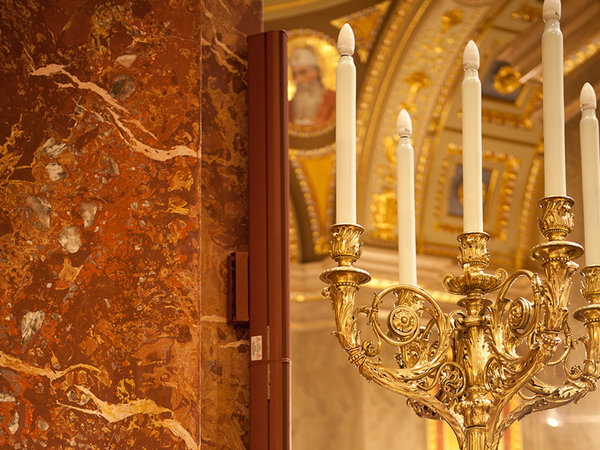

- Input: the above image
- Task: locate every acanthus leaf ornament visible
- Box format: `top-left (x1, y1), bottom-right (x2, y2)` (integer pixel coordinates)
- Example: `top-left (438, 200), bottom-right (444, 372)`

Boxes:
top-left (321, 197), bottom-right (600, 450)
top-left (321, 5), bottom-right (600, 448)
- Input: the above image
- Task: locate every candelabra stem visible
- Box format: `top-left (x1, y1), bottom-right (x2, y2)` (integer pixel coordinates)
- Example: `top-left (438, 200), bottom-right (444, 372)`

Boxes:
top-left (320, 197), bottom-right (600, 450)
top-left (330, 284), bottom-right (362, 362)
top-left (321, 224), bottom-right (371, 365)
top-left (464, 427), bottom-right (485, 450)
top-left (460, 298), bottom-right (489, 388)
top-left (442, 232), bottom-right (501, 449)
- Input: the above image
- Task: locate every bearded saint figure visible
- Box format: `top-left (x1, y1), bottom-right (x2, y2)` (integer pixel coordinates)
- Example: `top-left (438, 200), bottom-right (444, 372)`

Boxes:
top-left (289, 47), bottom-right (335, 126)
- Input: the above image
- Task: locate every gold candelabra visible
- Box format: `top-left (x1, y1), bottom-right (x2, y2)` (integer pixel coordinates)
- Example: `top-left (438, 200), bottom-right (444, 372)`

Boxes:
top-left (321, 196), bottom-right (600, 450)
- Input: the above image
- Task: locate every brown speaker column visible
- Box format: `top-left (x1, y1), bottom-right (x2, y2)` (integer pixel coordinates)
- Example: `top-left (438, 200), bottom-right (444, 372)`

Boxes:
top-left (248, 30), bottom-right (291, 450)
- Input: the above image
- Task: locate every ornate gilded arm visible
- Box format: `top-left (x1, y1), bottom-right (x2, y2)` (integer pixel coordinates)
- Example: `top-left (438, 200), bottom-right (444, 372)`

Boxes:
top-left (321, 224), bottom-right (465, 443)
top-left (320, 197), bottom-right (600, 450)
top-left (483, 197), bottom-right (585, 439)
top-left (492, 264), bottom-right (600, 448)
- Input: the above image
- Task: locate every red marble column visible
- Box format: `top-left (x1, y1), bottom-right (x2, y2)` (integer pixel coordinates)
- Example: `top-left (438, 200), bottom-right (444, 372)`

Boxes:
top-left (0, 1), bottom-right (261, 448)
top-left (200, 0), bottom-right (262, 448)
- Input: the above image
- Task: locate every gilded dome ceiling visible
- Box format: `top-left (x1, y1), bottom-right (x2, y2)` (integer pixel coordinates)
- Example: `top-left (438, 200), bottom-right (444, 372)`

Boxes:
top-left (268, 2), bottom-right (600, 448)
top-left (266, 0), bottom-right (600, 293)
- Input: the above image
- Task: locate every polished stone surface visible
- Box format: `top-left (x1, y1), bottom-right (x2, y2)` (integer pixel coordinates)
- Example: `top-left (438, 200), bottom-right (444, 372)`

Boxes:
top-left (199, 0), bottom-right (261, 446)
top-left (0, 1), bottom-right (260, 447)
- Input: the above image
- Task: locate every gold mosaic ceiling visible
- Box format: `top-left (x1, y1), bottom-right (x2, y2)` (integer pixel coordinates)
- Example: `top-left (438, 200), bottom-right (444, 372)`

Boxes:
top-left (265, 0), bottom-right (600, 271)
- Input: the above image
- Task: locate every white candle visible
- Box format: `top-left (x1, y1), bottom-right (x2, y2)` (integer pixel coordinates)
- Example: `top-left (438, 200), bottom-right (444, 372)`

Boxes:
top-left (336, 23), bottom-right (356, 224)
top-left (542, 0), bottom-right (567, 197)
top-left (461, 40), bottom-right (484, 233)
top-left (396, 109), bottom-right (417, 286)
top-left (579, 83), bottom-right (600, 266)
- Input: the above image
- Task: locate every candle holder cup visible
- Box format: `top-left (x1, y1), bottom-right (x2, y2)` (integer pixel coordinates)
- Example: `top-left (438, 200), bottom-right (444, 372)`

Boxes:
top-left (321, 196), bottom-right (600, 450)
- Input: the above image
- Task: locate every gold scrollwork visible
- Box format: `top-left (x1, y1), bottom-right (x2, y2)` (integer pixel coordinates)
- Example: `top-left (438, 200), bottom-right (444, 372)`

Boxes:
top-left (408, 399), bottom-right (441, 419)
top-left (439, 362), bottom-right (467, 398)
top-left (322, 195), bottom-right (600, 449)
top-left (484, 357), bottom-right (504, 392)
top-left (493, 65), bottom-right (522, 95)
top-left (507, 297), bottom-right (535, 337)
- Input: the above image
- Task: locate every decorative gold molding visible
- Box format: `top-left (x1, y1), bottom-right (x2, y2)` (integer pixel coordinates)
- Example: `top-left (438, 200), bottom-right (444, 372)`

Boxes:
top-left (264, 0), bottom-right (320, 13)
top-left (510, 4), bottom-right (542, 23)
top-left (410, 4), bottom-right (505, 252)
top-left (564, 32), bottom-right (600, 77)
top-left (290, 203), bottom-right (300, 263)
top-left (432, 143), bottom-right (519, 242)
top-left (371, 188), bottom-right (397, 241)
top-left (480, 106), bottom-right (534, 130)
top-left (454, 0), bottom-right (497, 6)
top-left (515, 151), bottom-right (542, 268)
top-left (492, 65), bottom-right (522, 95)
top-left (365, 3), bottom-right (507, 248)
top-left (331, 1), bottom-right (391, 64)
top-left (400, 71), bottom-right (431, 113)
top-left (356, 0), bottom-right (425, 185)
top-left (290, 146), bottom-right (336, 256)
top-left (370, 134), bottom-right (398, 242)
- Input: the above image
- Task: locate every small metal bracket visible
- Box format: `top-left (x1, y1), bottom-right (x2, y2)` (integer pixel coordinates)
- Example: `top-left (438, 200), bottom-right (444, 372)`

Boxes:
top-left (228, 252), bottom-right (249, 324)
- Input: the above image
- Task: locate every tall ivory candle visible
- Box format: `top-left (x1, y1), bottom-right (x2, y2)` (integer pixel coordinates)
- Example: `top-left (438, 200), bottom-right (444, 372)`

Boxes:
top-left (580, 83), bottom-right (600, 266)
top-left (462, 40), bottom-right (484, 233)
top-left (542, 0), bottom-right (567, 197)
top-left (336, 24), bottom-right (357, 224)
top-left (396, 110), bottom-right (417, 285)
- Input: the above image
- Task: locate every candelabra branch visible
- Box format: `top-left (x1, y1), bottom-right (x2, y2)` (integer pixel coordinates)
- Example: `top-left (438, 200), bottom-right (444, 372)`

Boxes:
top-left (489, 270), bottom-right (543, 361)
top-left (483, 197), bottom-right (585, 440)
top-left (575, 265), bottom-right (600, 378)
top-left (321, 224), bottom-right (371, 360)
top-left (491, 380), bottom-right (591, 449)
top-left (357, 360), bottom-right (466, 445)
top-left (488, 265), bottom-right (600, 445)
top-left (485, 342), bottom-right (564, 444)
top-left (320, 198), bottom-right (600, 449)
top-left (320, 224), bottom-right (466, 443)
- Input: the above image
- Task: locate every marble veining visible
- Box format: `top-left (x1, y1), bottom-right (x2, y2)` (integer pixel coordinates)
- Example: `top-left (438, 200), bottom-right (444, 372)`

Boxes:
top-left (0, 0), bottom-right (261, 447)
